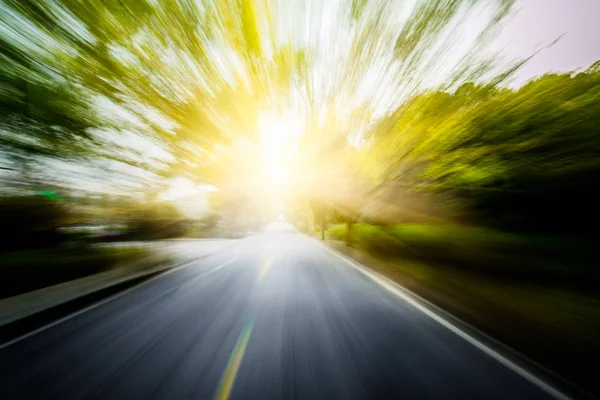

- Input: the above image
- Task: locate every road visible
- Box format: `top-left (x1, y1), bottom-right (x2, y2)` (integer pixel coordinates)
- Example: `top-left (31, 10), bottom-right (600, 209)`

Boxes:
top-left (0, 222), bottom-right (561, 399)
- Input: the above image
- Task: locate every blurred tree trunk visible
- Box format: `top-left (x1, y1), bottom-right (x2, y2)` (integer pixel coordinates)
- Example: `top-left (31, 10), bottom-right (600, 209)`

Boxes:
top-left (304, 197), bottom-right (314, 234)
top-left (345, 219), bottom-right (353, 247)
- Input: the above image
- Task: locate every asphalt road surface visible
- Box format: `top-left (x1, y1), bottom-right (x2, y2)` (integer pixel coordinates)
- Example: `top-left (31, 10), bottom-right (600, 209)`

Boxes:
top-left (0, 222), bottom-right (562, 399)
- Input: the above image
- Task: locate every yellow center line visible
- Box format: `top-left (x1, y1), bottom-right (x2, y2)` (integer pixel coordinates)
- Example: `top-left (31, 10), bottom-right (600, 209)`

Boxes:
top-left (214, 317), bottom-right (254, 400)
top-left (257, 257), bottom-right (273, 282)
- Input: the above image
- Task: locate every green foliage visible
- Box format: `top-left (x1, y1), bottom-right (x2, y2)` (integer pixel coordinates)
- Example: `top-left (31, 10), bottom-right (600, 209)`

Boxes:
top-left (2, 0), bottom-right (597, 241)
top-left (325, 223), bottom-right (347, 241)
top-left (1, 0), bottom-right (517, 198)
top-left (329, 222), bottom-right (598, 284)
top-left (366, 68), bottom-right (600, 235)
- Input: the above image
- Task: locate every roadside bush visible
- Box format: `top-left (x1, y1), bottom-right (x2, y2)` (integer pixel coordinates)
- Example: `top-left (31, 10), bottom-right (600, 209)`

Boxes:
top-left (0, 245), bottom-right (155, 298)
top-left (329, 222), bottom-right (598, 285)
top-left (353, 224), bottom-right (408, 256)
top-left (325, 223), bottom-right (347, 240)
top-left (327, 223), bottom-right (409, 256)
top-left (0, 195), bottom-right (68, 251)
top-left (129, 201), bottom-right (186, 240)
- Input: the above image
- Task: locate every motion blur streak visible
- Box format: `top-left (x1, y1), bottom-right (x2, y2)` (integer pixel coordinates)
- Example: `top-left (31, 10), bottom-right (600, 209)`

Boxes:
top-left (1, 0), bottom-right (600, 398)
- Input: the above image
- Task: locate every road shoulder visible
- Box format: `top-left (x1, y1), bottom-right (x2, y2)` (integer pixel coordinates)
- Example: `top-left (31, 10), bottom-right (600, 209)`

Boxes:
top-left (321, 240), bottom-right (591, 400)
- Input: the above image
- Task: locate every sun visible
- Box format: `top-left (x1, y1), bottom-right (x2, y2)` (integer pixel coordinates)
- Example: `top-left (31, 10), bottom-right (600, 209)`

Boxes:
top-left (259, 110), bottom-right (302, 188)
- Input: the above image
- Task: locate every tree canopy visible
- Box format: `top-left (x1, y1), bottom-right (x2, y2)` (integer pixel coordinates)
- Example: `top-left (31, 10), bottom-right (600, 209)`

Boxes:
top-left (4, 0), bottom-right (599, 237)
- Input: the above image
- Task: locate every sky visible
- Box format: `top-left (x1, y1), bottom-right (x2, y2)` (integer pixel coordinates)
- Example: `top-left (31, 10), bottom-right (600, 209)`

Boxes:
top-left (496, 0), bottom-right (600, 86)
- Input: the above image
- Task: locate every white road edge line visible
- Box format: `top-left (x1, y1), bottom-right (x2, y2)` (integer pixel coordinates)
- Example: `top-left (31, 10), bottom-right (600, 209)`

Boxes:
top-left (0, 257), bottom-right (237, 351)
top-left (319, 243), bottom-right (571, 400)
